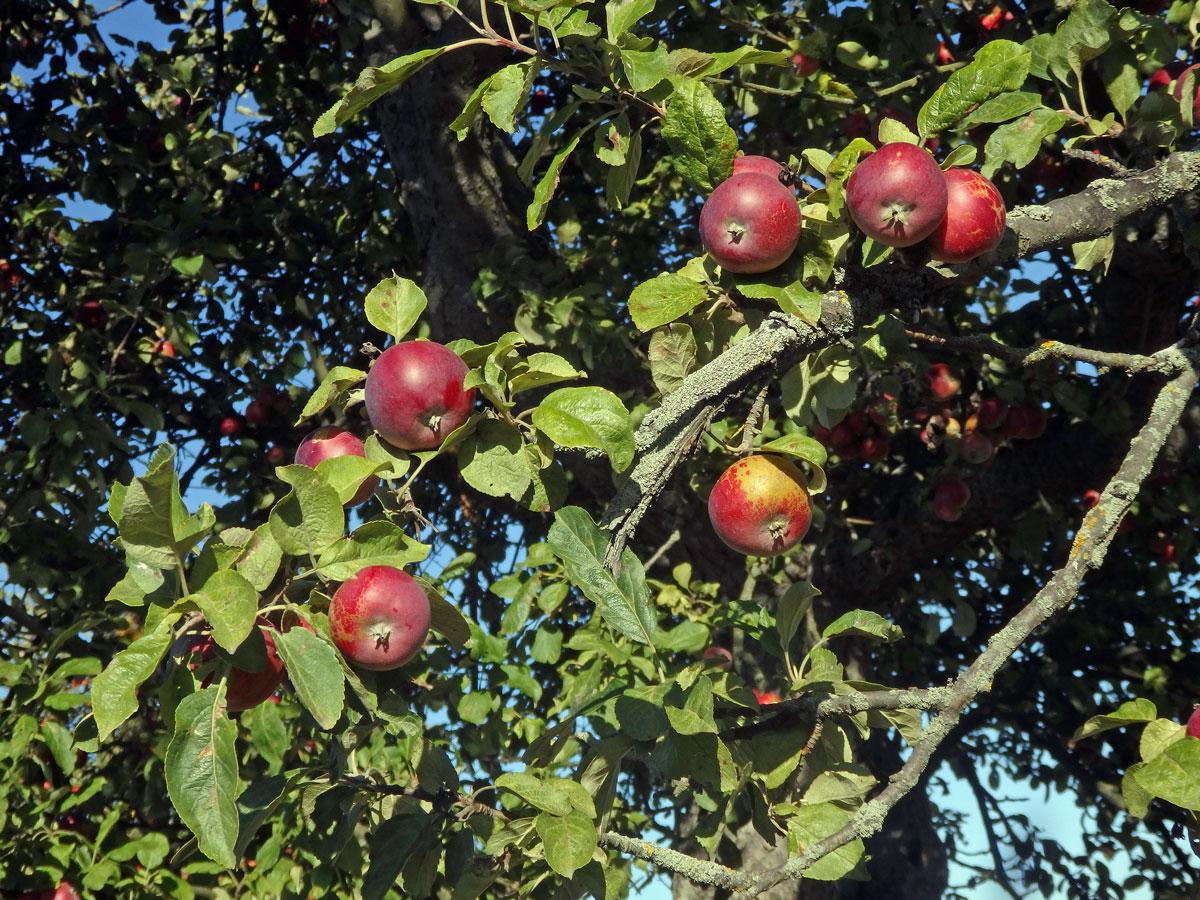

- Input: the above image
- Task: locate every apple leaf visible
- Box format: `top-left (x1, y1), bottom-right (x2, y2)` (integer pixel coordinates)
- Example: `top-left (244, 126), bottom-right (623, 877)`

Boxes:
top-left (535, 810), bottom-right (598, 878)
top-left (939, 144), bottom-right (978, 170)
top-left (91, 622), bottom-right (177, 741)
top-left (648, 323), bottom-right (697, 396)
top-left (458, 419), bottom-right (533, 500)
top-left (619, 47), bottom-right (672, 93)
top-left (365, 277), bottom-right (427, 342)
top-left (918, 40), bottom-right (1031, 137)
top-left (449, 72), bottom-right (493, 141)
top-left (312, 455), bottom-right (383, 507)
top-left (269, 466), bottom-right (345, 557)
top-left (275, 627), bottom-right (345, 730)
top-left (606, 125), bottom-right (643, 210)
top-left (296, 366), bottom-right (366, 425)
top-left (628, 272), bottom-right (708, 332)
top-left (737, 280), bottom-right (823, 325)
top-left (509, 352), bottom-right (584, 395)
top-left (311, 520), bottom-right (429, 581)
top-left (481, 61), bottom-right (536, 133)
top-left (532, 386), bottom-right (635, 472)
top-left (803, 770), bottom-right (877, 810)
top-left (666, 678), bottom-right (717, 735)
top-left (654, 620), bottom-right (708, 652)
top-left (824, 138), bottom-right (874, 218)
top-left (981, 108), bottom-right (1069, 178)
top-left (751, 726), bottom-right (812, 789)
top-left (192, 569), bottom-right (258, 653)
top-left (1122, 762), bottom-right (1153, 818)
top-left (527, 131), bottom-right (582, 230)
top-left (757, 435), bottom-right (828, 493)
top-left (1140, 718), bottom-right (1186, 762)
top-left (786, 802), bottom-right (866, 880)
top-left (662, 76), bottom-right (737, 194)
top-left (1101, 43), bottom-right (1140, 119)
top-left (1073, 698), bottom-right (1157, 741)
top-left (822, 610), bottom-right (902, 642)
top-left (165, 688), bottom-right (240, 868)
top-left (606, 0), bottom-right (655, 40)
top-left (117, 443), bottom-right (182, 571)
top-left (1044, 0), bottom-right (1117, 85)
top-left (314, 47), bottom-right (452, 137)
top-left (959, 91), bottom-right (1044, 129)
top-left (1132, 737), bottom-right (1200, 811)
top-left (420, 580), bottom-right (470, 650)
top-left (776, 581), bottom-right (820, 654)
top-left (234, 523), bottom-right (284, 592)
top-left (497, 772), bottom-right (575, 816)
top-left (547, 507), bottom-right (658, 647)
top-left (361, 803), bottom-right (431, 900)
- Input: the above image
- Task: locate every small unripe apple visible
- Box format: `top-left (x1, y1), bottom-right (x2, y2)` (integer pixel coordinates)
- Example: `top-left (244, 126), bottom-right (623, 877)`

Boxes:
top-left (699, 172), bottom-right (802, 274)
top-left (1187, 707), bottom-right (1200, 739)
top-left (790, 52), bottom-right (820, 78)
top-left (219, 416), bottom-right (243, 438)
top-left (329, 565), bottom-right (432, 670)
top-left (365, 341), bottom-right (475, 451)
top-left (732, 154), bottom-right (784, 179)
top-left (295, 426), bottom-right (379, 507)
top-left (926, 363), bottom-right (961, 400)
top-left (960, 431), bottom-right (994, 464)
top-left (845, 143), bottom-right (948, 248)
top-left (707, 454), bottom-right (812, 557)
top-left (933, 477), bottom-right (971, 522)
top-left (702, 645), bottom-right (733, 671)
top-left (925, 169), bottom-right (1006, 263)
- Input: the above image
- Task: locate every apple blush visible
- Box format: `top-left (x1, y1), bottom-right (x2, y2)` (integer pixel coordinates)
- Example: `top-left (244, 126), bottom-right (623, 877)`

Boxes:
top-left (846, 142), bottom-right (948, 247)
top-left (699, 172), bottom-right (801, 274)
top-left (925, 168), bottom-right (1006, 263)
top-left (329, 565), bottom-right (432, 671)
top-left (365, 341), bottom-right (475, 451)
top-left (707, 454), bottom-right (812, 557)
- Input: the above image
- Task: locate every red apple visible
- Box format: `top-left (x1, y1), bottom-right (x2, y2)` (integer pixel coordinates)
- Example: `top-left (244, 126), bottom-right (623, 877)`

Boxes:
top-left (329, 565), bottom-right (432, 671)
top-left (702, 645), bottom-right (733, 671)
top-left (960, 431), bottom-right (994, 464)
top-left (975, 397), bottom-right (1009, 431)
top-left (219, 416), bottom-right (243, 438)
top-left (176, 619), bottom-right (289, 712)
top-left (699, 172), bottom-right (802, 274)
top-left (707, 454), bottom-right (813, 557)
top-left (979, 4), bottom-right (1014, 30)
top-left (246, 399), bottom-right (271, 425)
top-left (790, 52), bottom-right (820, 78)
top-left (152, 339), bottom-right (176, 358)
top-left (859, 435), bottom-right (890, 463)
top-left (1187, 707), bottom-right (1200, 739)
top-left (295, 426), bottom-right (379, 506)
top-left (365, 341), bottom-right (475, 451)
top-left (925, 169), bottom-right (1006, 263)
top-left (1172, 63), bottom-right (1200, 113)
top-left (926, 363), bottom-right (961, 400)
top-left (76, 301), bottom-right (107, 329)
top-left (732, 154), bottom-right (784, 179)
top-left (845, 143), bottom-right (948, 247)
top-left (1004, 405), bottom-right (1047, 440)
top-left (1082, 489), bottom-right (1102, 509)
top-left (933, 477), bottom-right (971, 522)
top-left (937, 41), bottom-right (954, 65)
top-left (753, 688), bottom-right (781, 705)
top-left (266, 445), bottom-right (287, 465)
top-left (1150, 61), bottom-right (1188, 90)
top-left (844, 112), bottom-right (873, 142)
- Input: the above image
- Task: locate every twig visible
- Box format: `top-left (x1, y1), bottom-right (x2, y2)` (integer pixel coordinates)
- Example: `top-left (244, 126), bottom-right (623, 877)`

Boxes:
top-left (962, 760), bottom-right (1024, 899)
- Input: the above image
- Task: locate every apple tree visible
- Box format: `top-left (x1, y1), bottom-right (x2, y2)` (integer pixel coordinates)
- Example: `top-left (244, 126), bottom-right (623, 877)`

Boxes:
top-left (5, 0), bottom-right (1200, 898)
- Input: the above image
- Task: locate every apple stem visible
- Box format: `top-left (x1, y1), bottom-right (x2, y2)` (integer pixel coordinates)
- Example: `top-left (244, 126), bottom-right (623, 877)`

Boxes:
top-left (726, 225), bottom-right (746, 244)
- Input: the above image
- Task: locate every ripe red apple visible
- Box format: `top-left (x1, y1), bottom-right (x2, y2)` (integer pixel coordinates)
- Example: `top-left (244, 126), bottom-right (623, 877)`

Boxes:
top-left (295, 426), bottom-right (379, 507)
top-left (76, 300), bottom-right (107, 329)
top-left (152, 339), bottom-right (176, 358)
top-left (1172, 63), bottom-right (1200, 113)
top-left (219, 416), bottom-right (243, 438)
top-left (329, 565), bottom-right (432, 670)
top-left (845, 143), bottom-right (948, 247)
top-left (933, 477), bottom-right (971, 522)
top-left (859, 435), bottom-right (890, 462)
top-left (365, 341), bottom-right (475, 451)
top-left (790, 52), bottom-right (820, 78)
top-left (926, 363), bottom-right (961, 400)
top-left (702, 645), bottom-right (733, 671)
top-left (937, 41), bottom-right (954, 65)
top-left (960, 431), bottom-right (994, 464)
top-left (699, 172), bottom-right (802, 274)
top-left (1082, 489), bottom-right (1102, 509)
top-left (707, 454), bottom-right (812, 556)
top-left (753, 688), bottom-right (781, 705)
top-left (844, 112), bottom-right (873, 142)
top-left (246, 399), bottom-right (271, 426)
top-left (732, 154), bottom-right (784, 179)
top-left (975, 397), bottom-right (1008, 431)
top-left (1187, 707), bottom-right (1200, 739)
top-left (266, 445), bottom-right (287, 465)
top-left (1150, 61), bottom-right (1188, 90)
top-left (1004, 405), bottom-right (1047, 440)
top-left (924, 169), bottom-right (1006, 263)
top-left (979, 4), bottom-right (1014, 30)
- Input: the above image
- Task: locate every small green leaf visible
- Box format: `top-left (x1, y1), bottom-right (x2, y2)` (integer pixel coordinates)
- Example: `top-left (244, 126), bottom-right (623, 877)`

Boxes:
top-left (662, 77), bottom-right (737, 193)
top-left (1140, 718), bottom-right (1185, 761)
top-left (606, 125), bottom-right (643, 210)
top-left (193, 569), bottom-right (258, 653)
top-left (606, 0), bottom-right (656, 40)
top-left (786, 802), bottom-right (865, 880)
top-left (527, 132), bottom-right (583, 230)
top-left (776, 581), bottom-right (820, 653)
top-left (449, 74), bottom-right (492, 141)
top-left (1133, 738), bottom-right (1200, 811)
top-left (981, 108), bottom-right (1069, 178)
top-left (620, 46), bottom-right (671, 93)
top-left (509, 352), bottom-right (583, 395)
top-left (548, 507), bottom-right (657, 647)
top-left (312, 521), bottom-right (429, 581)
top-left (1045, 0), bottom-right (1118, 85)
top-left (918, 41), bottom-right (1032, 136)
top-left (497, 772), bottom-right (575, 816)
top-left (365, 277), bottom-right (427, 342)
top-left (165, 689), bottom-right (240, 867)
top-left (822, 610), bottom-right (902, 642)
top-left (648, 323), bottom-right (697, 396)
top-left (536, 810), bottom-right (598, 878)
top-left (315, 47), bottom-right (452, 137)
top-left (275, 628), bottom-right (345, 730)
top-left (939, 144), bottom-right (978, 170)
top-left (532, 387), bottom-right (635, 472)
top-left (458, 419), bottom-right (533, 500)
top-left (959, 91), bottom-right (1044, 129)
top-left (482, 62), bottom-right (536, 133)
top-left (757, 435), bottom-right (827, 493)
top-left (296, 366), bottom-right (366, 424)
top-left (269, 466), bottom-right (345, 557)
top-left (628, 271), bottom-right (708, 332)
top-left (737, 280), bottom-right (822, 324)
top-left (92, 623), bottom-right (177, 741)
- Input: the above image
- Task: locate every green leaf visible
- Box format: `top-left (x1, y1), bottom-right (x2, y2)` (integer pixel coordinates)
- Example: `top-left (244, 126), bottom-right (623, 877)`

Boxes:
top-left (594, 113), bottom-right (633, 166)
top-left (365, 277), bottom-right (427, 342)
top-left (459, 419), bottom-right (533, 500)
top-left (648, 323), bottom-right (697, 396)
top-left (620, 46), bottom-right (671, 93)
top-left (362, 805), bottom-right (431, 900)
top-left (606, 124), bottom-right (643, 210)
top-left (536, 810), bottom-right (598, 878)
top-left (482, 62), bottom-right (536, 133)
top-left (509, 352), bottom-right (584, 395)
top-left (1074, 698), bottom-right (1158, 741)
top-left (532, 387), bottom-right (635, 472)
top-left (803, 770), bottom-right (877, 810)
top-left (275, 627), bottom-right (345, 730)
top-left (981, 108), bottom-right (1069, 179)
top-left (296, 366), bottom-right (366, 424)
top-left (92, 623), bottom-right (177, 741)
top-left (425, 582), bottom-right (470, 650)
top-left (527, 131), bottom-right (583, 230)
top-left (1045, 0), bottom-right (1118, 85)
top-left (737, 280), bottom-right (822, 324)
top-left (918, 41), bottom-right (1032, 136)
top-left (313, 520), bottom-right (429, 580)
top-left (1122, 762), bottom-right (1152, 818)
top-left (165, 689), bottom-right (240, 867)
top-left (547, 507), bottom-right (657, 647)
top-left (117, 444), bottom-right (182, 570)
top-left (776, 581), bottom-right (819, 654)
top-left (822, 610), bottom-right (902, 642)
top-left (171, 254), bottom-right (205, 276)
top-left (192, 569), bottom-right (258, 653)
top-left (497, 772), bottom-right (574, 816)
top-left (939, 144), bottom-right (978, 170)
top-left (1072, 233), bottom-right (1115, 274)
top-left (662, 77), bottom-right (737, 194)
top-left (269, 466), bottom-right (345, 557)
top-left (959, 91), bottom-right (1044, 129)
top-left (786, 802), bottom-right (865, 880)
top-left (1140, 718), bottom-right (1185, 761)
top-left (236, 524), bottom-right (284, 591)
top-left (655, 620), bottom-right (708, 652)
top-left (314, 47), bottom-right (452, 137)
top-left (606, 0), bottom-right (655, 40)
top-left (628, 271), bottom-right (708, 332)
top-left (757, 435), bottom-right (827, 493)
top-left (1133, 738), bottom-right (1200, 811)
top-left (313, 455), bottom-right (383, 507)
top-left (449, 74), bottom-right (492, 141)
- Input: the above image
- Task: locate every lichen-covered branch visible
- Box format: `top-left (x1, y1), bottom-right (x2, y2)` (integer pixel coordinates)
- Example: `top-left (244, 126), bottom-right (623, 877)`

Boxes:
top-left (740, 350), bottom-right (1200, 897)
